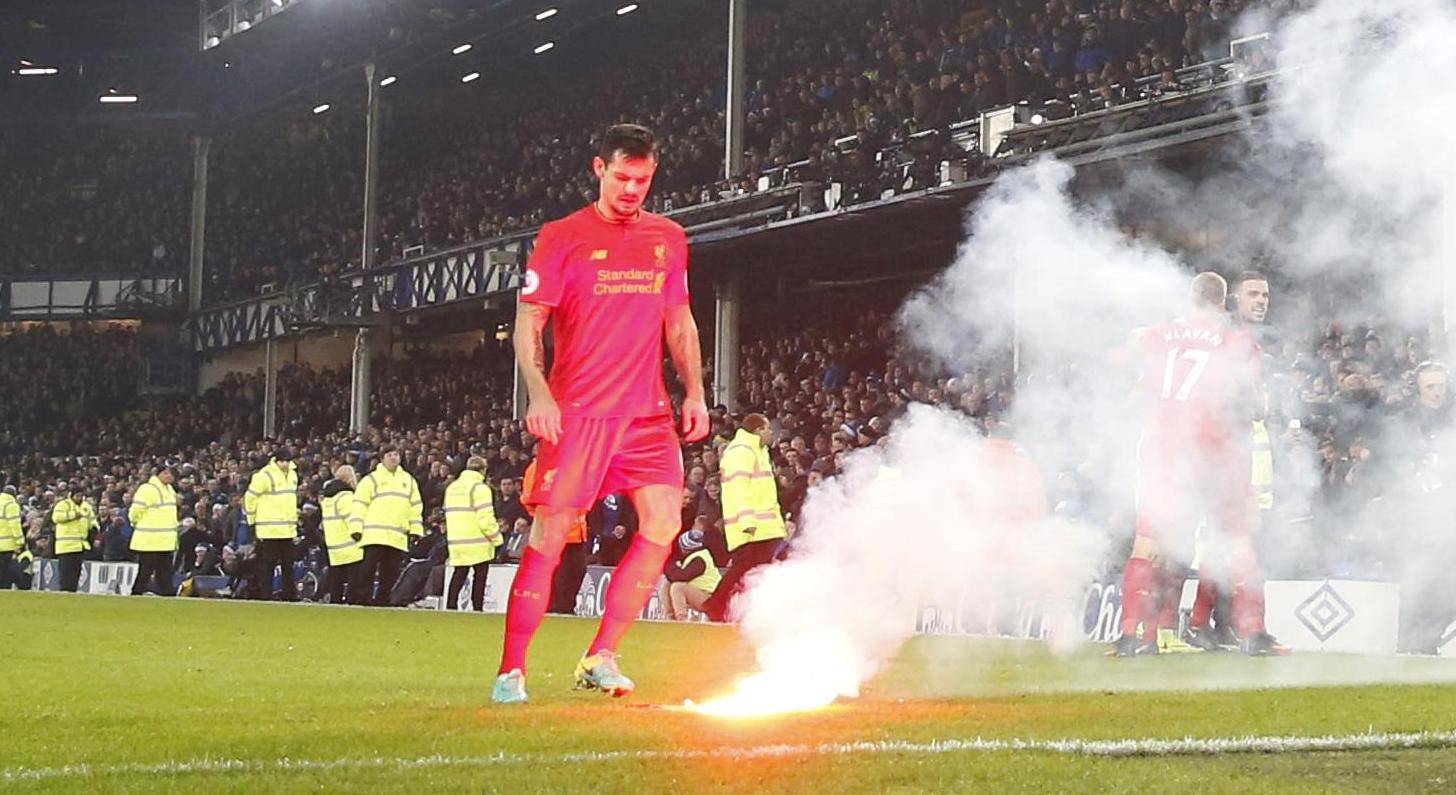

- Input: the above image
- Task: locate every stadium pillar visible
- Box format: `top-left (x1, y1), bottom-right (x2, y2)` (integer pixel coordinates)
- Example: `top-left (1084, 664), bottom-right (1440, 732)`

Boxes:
top-left (263, 337), bottom-right (279, 440)
top-left (346, 62), bottom-right (382, 436)
top-left (1444, 167), bottom-right (1456, 352)
top-left (361, 62), bottom-right (382, 272)
top-left (187, 136), bottom-right (211, 313)
top-left (724, 0), bottom-right (747, 181)
top-left (714, 270), bottom-right (741, 410)
top-left (511, 294), bottom-right (531, 422)
top-left (349, 329), bottom-right (371, 436)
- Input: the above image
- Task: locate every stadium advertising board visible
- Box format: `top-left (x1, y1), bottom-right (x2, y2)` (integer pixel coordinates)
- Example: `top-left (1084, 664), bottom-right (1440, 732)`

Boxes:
top-left (916, 579), bottom-right (1125, 643)
top-left (31, 560), bottom-right (139, 594)
top-left (918, 577), bottom-right (1401, 654)
top-left (1264, 579), bottom-right (1399, 655)
top-left (466, 564), bottom-right (689, 621)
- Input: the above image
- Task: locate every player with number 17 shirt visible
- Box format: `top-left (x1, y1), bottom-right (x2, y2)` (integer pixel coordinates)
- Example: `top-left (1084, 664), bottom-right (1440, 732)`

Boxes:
top-left (1114, 272), bottom-right (1274, 656)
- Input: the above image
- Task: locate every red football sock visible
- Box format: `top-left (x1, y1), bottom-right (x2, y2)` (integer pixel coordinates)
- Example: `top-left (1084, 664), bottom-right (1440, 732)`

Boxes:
top-left (1190, 576), bottom-right (1219, 630)
top-left (1119, 556), bottom-right (1154, 641)
top-left (1229, 547), bottom-right (1266, 636)
top-left (498, 546), bottom-right (562, 674)
top-left (589, 536), bottom-right (672, 655)
top-left (1156, 567), bottom-right (1182, 633)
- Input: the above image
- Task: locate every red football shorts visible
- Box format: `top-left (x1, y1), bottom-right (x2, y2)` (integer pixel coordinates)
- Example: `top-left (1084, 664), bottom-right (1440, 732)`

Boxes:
top-left (527, 414), bottom-right (683, 510)
top-left (1134, 432), bottom-right (1254, 562)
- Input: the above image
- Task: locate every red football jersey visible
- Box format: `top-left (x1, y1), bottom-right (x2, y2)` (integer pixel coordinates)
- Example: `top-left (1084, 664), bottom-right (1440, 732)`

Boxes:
top-left (520, 204), bottom-right (690, 418)
top-left (1136, 314), bottom-right (1263, 445)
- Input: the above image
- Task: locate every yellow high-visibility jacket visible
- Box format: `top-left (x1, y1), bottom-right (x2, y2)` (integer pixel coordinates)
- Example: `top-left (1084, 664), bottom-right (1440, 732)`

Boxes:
top-left (352, 465), bottom-right (424, 552)
top-left (1252, 420), bottom-right (1274, 510)
top-left (684, 548), bottom-right (721, 593)
top-left (245, 459), bottom-right (299, 540)
top-left (0, 493), bottom-right (22, 554)
top-left (320, 480), bottom-right (364, 567)
top-left (720, 428), bottom-right (787, 552)
top-left (443, 469), bottom-right (502, 567)
top-left (52, 498), bottom-right (95, 555)
top-left (128, 476), bottom-right (179, 553)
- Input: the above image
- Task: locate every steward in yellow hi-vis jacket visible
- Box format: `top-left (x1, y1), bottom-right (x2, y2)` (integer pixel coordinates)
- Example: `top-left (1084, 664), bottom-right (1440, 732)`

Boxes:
top-left (128, 463), bottom-right (180, 596)
top-left (52, 485), bottom-right (96, 592)
top-left (246, 448), bottom-right (300, 601)
top-left (0, 484), bottom-right (24, 590)
top-left (352, 446), bottom-right (423, 606)
top-left (659, 528), bottom-right (722, 621)
top-left (321, 464), bottom-right (364, 605)
top-left (703, 414), bottom-right (786, 621)
top-left (443, 456), bottom-right (503, 611)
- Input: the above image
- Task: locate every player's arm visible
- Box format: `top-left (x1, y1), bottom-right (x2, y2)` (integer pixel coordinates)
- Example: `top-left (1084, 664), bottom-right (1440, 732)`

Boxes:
top-left (664, 304), bottom-right (708, 442)
top-left (1107, 325), bottom-right (1151, 371)
top-left (514, 301), bottom-right (562, 444)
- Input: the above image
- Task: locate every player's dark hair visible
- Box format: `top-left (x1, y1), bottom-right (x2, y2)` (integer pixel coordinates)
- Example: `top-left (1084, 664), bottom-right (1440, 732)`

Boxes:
top-left (599, 124), bottom-right (657, 163)
top-left (1234, 270), bottom-right (1267, 288)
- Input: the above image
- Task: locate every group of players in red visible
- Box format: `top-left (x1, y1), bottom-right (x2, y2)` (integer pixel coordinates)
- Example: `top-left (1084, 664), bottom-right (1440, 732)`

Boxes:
top-left (489, 123), bottom-right (1283, 704)
top-left (1114, 271), bottom-right (1288, 657)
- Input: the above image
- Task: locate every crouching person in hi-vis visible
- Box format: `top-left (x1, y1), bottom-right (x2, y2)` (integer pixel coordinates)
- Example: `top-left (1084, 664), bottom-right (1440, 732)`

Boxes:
top-left (659, 529), bottom-right (721, 620)
top-left (444, 457), bottom-right (504, 611)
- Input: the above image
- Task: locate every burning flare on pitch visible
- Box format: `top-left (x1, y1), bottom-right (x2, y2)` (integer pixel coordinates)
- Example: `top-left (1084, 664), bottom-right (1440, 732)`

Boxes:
top-left (686, 631), bottom-right (863, 718)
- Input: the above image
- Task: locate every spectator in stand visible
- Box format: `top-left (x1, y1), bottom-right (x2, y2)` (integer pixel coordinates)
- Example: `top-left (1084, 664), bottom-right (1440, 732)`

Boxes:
top-left (10, 1), bottom-right (1264, 297)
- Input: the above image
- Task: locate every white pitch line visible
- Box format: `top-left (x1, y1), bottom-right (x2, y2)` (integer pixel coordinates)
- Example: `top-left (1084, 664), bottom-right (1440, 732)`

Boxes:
top-left (5, 730), bottom-right (1456, 782)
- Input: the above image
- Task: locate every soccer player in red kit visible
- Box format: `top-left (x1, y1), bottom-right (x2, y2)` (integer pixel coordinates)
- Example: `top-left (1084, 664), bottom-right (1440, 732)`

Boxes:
top-left (492, 124), bottom-right (708, 703)
top-left (1113, 272), bottom-right (1285, 657)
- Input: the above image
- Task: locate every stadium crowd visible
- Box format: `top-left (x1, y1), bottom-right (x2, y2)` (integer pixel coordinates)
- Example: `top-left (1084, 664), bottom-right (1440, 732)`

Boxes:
top-left (1, 276), bottom-right (1449, 607)
top-left (3, 0), bottom-right (1261, 298)
top-left (0, 125), bottom-right (190, 276)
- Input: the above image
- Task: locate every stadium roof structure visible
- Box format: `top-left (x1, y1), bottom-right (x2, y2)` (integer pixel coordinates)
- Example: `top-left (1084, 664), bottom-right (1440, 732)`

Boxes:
top-left (3, 0), bottom-right (719, 131)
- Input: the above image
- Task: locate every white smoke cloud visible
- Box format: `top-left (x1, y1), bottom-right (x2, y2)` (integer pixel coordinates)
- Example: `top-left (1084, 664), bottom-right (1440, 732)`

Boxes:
top-left (710, 405), bottom-right (1105, 713)
top-left (707, 0), bottom-right (1456, 708)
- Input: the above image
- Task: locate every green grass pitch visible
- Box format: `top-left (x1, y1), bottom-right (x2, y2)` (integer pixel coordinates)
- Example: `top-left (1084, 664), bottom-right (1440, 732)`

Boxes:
top-left (7, 590), bottom-right (1456, 793)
